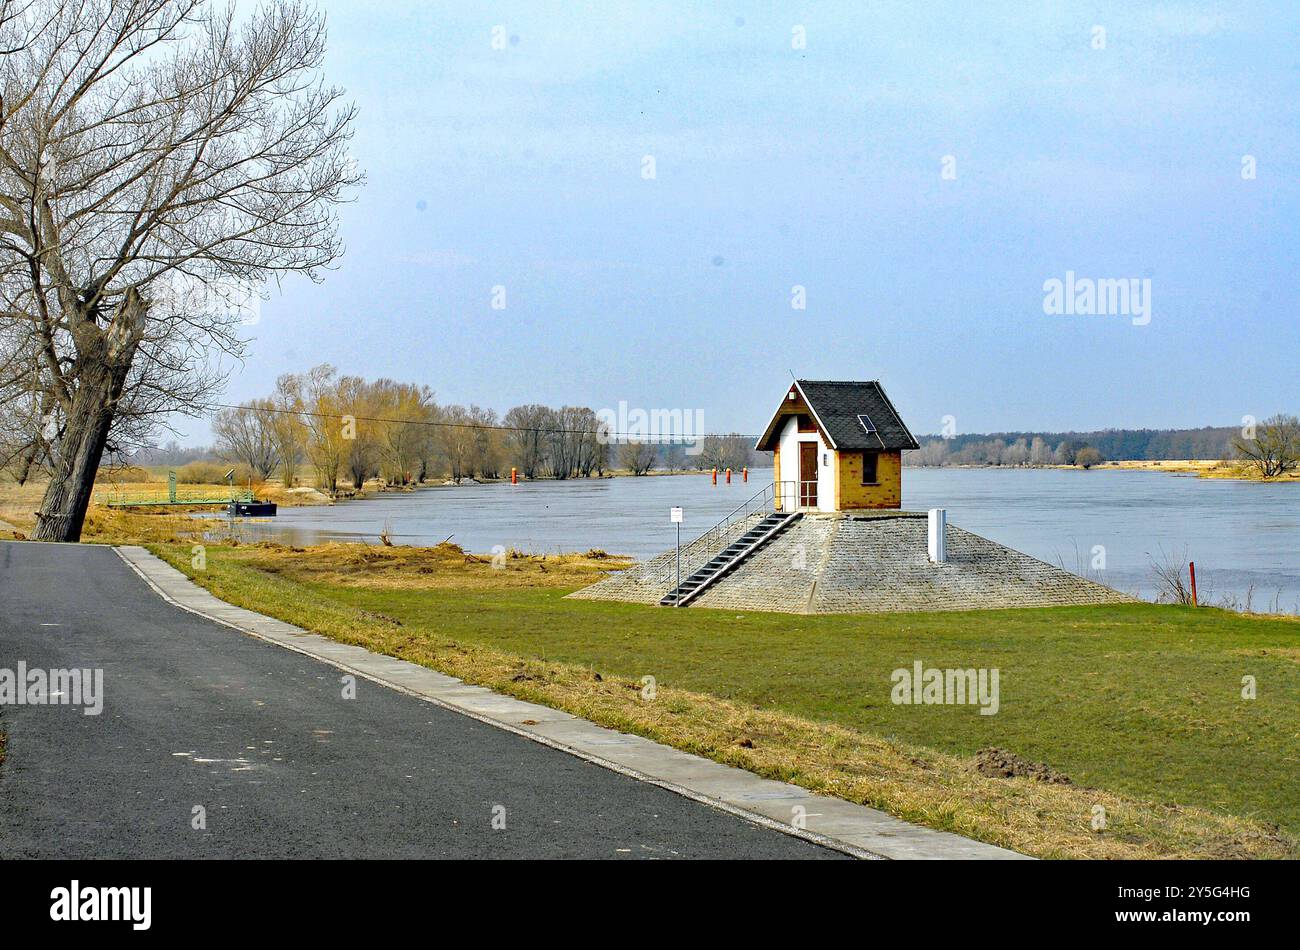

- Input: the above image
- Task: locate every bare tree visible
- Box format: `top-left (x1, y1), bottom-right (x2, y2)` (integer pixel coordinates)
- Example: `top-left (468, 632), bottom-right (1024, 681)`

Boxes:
top-left (0, 347), bottom-right (56, 482)
top-left (573, 407), bottom-right (606, 477)
top-left (503, 403), bottom-right (549, 479)
top-left (298, 364), bottom-right (343, 494)
top-left (1075, 446), bottom-right (1103, 469)
top-left (1004, 437), bottom-right (1030, 466)
top-left (212, 401), bottom-right (278, 479)
top-left (439, 404), bottom-right (476, 482)
top-left (696, 434), bottom-right (723, 471)
top-left (1233, 414), bottom-right (1300, 479)
top-left (268, 373), bottom-right (304, 487)
top-left (543, 408), bottom-right (574, 478)
top-left (367, 379), bottom-right (431, 485)
top-left (468, 405), bottom-right (503, 479)
top-left (1148, 547), bottom-right (1194, 606)
top-left (334, 374), bottom-right (377, 492)
top-left (0, 0), bottom-right (361, 541)
top-left (907, 438), bottom-right (949, 467)
top-left (618, 439), bottom-right (657, 476)
top-left (718, 433), bottom-right (752, 470)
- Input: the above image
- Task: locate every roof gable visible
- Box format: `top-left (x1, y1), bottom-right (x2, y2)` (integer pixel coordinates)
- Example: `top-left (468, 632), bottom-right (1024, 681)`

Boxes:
top-left (755, 380), bottom-right (919, 452)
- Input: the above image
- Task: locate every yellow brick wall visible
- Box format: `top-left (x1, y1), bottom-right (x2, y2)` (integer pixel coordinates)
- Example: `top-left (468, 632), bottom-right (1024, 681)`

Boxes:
top-left (772, 445), bottom-right (782, 510)
top-left (835, 450), bottom-right (902, 509)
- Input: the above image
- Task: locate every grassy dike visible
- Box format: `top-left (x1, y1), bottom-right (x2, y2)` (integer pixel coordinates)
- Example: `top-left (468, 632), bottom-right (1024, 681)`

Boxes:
top-left (145, 538), bottom-right (1300, 860)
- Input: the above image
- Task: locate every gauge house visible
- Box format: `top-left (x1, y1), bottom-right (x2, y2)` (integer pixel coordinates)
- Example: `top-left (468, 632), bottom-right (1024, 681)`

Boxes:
top-left (571, 375), bottom-right (1131, 614)
top-left (755, 379), bottom-right (920, 513)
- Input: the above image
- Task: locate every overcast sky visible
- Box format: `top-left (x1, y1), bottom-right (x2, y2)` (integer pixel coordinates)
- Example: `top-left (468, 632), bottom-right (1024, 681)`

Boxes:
top-left (182, 1), bottom-right (1299, 445)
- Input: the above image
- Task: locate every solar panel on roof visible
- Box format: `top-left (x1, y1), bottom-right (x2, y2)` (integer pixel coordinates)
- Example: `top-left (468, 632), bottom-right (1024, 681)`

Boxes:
top-left (857, 414), bottom-right (876, 434)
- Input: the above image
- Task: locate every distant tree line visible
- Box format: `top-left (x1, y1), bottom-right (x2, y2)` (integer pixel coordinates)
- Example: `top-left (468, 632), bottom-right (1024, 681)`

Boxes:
top-left (904, 425), bottom-right (1249, 469)
top-left (194, 365), bottom-right (763, 493)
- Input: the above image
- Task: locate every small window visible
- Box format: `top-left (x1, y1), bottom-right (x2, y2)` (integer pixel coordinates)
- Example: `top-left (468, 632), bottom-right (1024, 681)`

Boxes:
top-left (797, 415), bottom-right (817, 433)
top-left (861, 452), bottom-right (879, 485)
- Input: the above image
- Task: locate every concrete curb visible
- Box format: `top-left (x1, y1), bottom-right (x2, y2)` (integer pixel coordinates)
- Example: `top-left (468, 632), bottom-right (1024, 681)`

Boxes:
top-left (114, 544), bottom-right (1030, 861)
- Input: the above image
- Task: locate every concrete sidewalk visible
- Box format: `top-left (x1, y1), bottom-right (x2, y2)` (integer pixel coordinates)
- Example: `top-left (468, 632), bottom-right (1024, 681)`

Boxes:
top-left (115, 545), bottom-right (1029, 860)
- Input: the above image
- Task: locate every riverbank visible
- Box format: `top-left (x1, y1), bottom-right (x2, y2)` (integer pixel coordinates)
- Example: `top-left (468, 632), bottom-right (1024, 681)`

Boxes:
top-left (1100, 459), bottom-right (1299, 481)
top-left (144, 535), bottom-right (1299, 860)
top-left (0, 479), bottom-right (330, 542)
top-left (905, 459), bottom-right (1298, 482)
top-left (4, 466), bottom-right (1296, 611)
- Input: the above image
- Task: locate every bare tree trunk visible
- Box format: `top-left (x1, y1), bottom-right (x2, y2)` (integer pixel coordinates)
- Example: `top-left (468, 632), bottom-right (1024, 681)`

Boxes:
top-left (13, 386), bottom-right (54, 486)
top-left (33, 293), bottom-right (146, 543)
top-left (15, 443), bottom-right (38, 486)
top-left (33, 369), bottom-right (120, 541)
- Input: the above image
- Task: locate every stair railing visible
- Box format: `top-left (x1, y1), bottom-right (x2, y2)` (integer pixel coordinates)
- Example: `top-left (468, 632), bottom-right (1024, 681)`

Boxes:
top-left (677, 480), bottom-right (797, 579)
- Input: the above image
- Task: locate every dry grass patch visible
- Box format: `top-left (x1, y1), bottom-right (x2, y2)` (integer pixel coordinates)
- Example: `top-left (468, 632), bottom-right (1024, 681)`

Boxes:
top-left (242, 540), bottom-right (634, 591)
top-left (1106, 459), bottom-right (1300, 482)
top-left (0, 476), bottom-right (328, 543)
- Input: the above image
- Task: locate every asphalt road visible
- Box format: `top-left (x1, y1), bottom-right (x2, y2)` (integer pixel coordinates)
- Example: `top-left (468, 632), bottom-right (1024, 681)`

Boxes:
top-left (0, 541), bottom-right (838, 859)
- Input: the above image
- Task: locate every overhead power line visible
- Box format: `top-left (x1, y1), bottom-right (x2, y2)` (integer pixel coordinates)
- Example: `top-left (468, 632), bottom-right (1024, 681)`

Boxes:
top-left (207, 400), bottom-right (762, 443)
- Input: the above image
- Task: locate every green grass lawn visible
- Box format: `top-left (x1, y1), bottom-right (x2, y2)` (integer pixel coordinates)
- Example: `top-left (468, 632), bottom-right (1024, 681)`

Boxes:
top-left (154, 541), bottom-right (1300, 856)
top-left (306, 587), bottom-right (1300, 830)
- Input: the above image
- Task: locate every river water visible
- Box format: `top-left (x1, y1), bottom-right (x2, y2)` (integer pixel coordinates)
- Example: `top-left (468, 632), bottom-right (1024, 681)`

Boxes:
top-left (208, 467), bottom-right (1300, 611)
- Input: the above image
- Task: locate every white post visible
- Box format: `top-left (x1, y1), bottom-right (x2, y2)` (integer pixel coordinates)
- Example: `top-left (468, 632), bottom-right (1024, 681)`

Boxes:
top-left (928, 508), bottom-right (947, 563)
top-left (671, 507), bottom-right (684, 605)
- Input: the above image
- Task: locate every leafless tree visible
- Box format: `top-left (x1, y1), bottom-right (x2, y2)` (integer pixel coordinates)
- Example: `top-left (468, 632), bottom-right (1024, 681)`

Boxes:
top-left (663, 441), bottom-right (686, 473)
top-left (1075, 446), bottom-right (1103, 469)
top-left (573, 407), bottom-right (606, 477)
top-left (1054, 441), bottom-right (1079, 465)
top-left (1233, 414), bottom-right (1299, 479)
top-left (297, 364), bottom-right (343, 494)
top-left (0, 0), bottom-right (361, 540)
top-left (469, 405), bottom-right (503, 480)
top-left (1003, 437), bottom-right (1030, 466)
top-left (503, 403), bottom-right (550, 479)
top-left (334, 374), bottom-right (377, 492)
top-left (546, 407), bottom-right (586, 479)
top-left (618, 439), bottom-right (657, 476)
top-left (1147, 546), bottom-right (1194, 606)
top-left (439, 404), bottom-right (476, 481)
top-left (0, 344), bottom-right (55, 482)
top-left (268, 373), bottom-right (304, 487)
top-left (212, 401), bottom-right (278, 480)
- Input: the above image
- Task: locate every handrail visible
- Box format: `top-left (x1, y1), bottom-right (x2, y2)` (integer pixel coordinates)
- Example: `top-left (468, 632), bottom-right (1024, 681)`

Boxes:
top-left (714, 482), bottom-right (775, 530)
top-left (678, 480), bottom-right (798, 578)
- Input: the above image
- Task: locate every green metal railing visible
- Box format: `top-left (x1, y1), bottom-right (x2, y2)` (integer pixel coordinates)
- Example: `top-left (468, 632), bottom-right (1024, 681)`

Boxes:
top-left (97, 487), bottom-right (253, 508)
top-left (96, 469), bottom-right (254, 508)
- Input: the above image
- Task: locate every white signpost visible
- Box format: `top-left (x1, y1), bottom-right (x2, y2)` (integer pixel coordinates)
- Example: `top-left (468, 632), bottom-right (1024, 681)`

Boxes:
top-left (670, 508), bottom-right (684, 606)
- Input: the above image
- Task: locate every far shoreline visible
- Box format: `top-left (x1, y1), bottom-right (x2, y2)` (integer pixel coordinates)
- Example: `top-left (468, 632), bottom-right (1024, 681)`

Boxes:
top-left (902, 459), bottom-right (1297, 483)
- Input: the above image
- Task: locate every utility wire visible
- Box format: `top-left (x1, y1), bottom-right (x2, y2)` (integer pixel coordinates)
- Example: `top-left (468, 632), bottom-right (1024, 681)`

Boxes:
top-left (206, 400), bottom-right (762, 443)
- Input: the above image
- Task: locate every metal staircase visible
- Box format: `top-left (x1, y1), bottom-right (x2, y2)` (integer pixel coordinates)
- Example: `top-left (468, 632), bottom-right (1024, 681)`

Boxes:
top-left (660, 509), bottom-right (801, 607)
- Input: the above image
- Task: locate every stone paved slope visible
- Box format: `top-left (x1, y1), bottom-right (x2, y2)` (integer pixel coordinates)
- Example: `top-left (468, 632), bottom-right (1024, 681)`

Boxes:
top-left (572, 512), bottom-right (1131, 614)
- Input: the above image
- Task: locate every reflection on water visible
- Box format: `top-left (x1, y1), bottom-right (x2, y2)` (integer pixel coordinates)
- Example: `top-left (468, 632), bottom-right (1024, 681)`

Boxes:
top-left (200, 467), bottom-right (1300, 611)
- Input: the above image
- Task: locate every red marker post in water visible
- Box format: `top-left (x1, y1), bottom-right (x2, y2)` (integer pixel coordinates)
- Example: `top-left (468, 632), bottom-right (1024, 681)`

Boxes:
top-left (712, 468), bottom-right (717, 485)
top-left (511, 467), bottom-right (518, 485)
top-left (726, 468), bottom-right (732, 484)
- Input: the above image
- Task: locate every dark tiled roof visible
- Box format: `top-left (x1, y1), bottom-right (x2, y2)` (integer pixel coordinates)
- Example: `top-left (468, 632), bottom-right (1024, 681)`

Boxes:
top-left (756, 380), bottom-right (919, 452)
